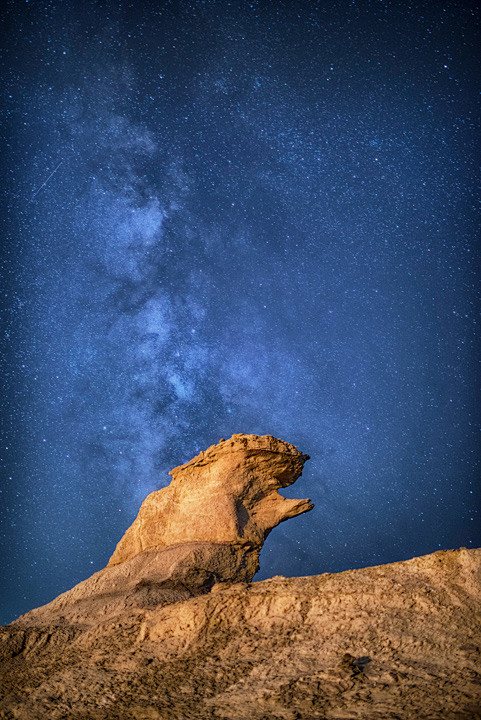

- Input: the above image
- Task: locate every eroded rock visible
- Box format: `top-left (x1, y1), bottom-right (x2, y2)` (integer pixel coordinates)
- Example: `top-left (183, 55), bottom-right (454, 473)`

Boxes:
top-left (2, 435), bottom-right (480, 719)
top-left (1, 549), bottom-right (480, 719)
top-left (8, 435), bottom-right (312, 628)
top-left (108, 433), bottom-right (313, 576)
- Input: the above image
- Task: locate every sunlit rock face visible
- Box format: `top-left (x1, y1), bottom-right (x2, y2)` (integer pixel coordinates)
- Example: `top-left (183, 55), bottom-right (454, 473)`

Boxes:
top-left (108, 433), bottom-right (314, 579)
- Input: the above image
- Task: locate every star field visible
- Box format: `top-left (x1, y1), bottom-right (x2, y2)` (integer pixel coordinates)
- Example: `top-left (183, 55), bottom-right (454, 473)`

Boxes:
top-left (0, 0), bottom-right (479, 624)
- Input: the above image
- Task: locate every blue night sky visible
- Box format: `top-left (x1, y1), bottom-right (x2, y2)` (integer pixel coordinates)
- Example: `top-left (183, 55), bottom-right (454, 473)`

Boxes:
top-left (1, 0), bottom-right (479, 625)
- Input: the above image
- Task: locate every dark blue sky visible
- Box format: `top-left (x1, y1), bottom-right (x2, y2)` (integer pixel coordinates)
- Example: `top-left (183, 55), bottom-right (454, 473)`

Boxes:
top-left (1, 0), bottom-right (479, 625)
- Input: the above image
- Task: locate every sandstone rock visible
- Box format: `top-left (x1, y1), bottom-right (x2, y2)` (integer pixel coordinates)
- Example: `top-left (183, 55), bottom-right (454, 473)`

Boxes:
top-left (108, 433), bottom-right (313, 576)
top-left (3, 435), bottom-right (312, 630)
top-left (1, 549), bottom-right (480, 719)
top-left (1, 435), bottom-right (480, 719)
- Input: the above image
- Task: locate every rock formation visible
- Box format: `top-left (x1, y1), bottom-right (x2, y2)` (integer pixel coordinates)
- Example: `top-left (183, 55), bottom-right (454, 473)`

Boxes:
top-left (1, 434), bottom-right (480, 719)
top-left (108, 433), bottom-right (314, 577)
top-left (1, 435), bottom-right (312, 629)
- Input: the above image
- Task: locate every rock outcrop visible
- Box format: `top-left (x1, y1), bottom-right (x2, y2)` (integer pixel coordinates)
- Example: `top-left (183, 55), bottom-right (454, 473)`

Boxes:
top-left (1, 435), bottom-right (480, 720)
top-left (5, 435), bottom-right (312, 629)
top-left (108, 433), bottom-right (313, 578)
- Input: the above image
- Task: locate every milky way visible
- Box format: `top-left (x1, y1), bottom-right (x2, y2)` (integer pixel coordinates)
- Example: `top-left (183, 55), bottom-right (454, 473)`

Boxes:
top-left (1, 0), bottom-right (479, 624)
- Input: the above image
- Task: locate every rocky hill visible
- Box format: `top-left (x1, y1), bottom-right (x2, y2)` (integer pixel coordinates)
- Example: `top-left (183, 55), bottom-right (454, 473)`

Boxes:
top-left (1, 434), bottom-right (480, 719)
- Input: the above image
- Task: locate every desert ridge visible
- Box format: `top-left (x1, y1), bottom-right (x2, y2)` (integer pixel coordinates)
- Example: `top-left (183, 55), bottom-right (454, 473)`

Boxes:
top-left (1, 435), bottom-right (480, 719)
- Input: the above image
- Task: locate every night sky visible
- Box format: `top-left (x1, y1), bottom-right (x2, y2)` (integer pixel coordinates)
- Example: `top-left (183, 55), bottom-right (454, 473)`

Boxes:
top-left (1, 0), bottom-right (480, 625)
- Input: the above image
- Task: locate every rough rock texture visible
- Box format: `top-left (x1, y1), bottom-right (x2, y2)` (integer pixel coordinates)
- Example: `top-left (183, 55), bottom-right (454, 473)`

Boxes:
top-left (108, 433), bottom-right (313, 578)
top-left (1, 435), bottom-right (480, 719)
top-left (1, 550), bottom-right (480, 719)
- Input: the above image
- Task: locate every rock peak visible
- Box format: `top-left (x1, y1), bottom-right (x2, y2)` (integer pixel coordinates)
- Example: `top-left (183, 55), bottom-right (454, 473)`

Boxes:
top-left (170, 433), bottom-right (309, 476)
top-left (108, 433), bottom-right (313, 581)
